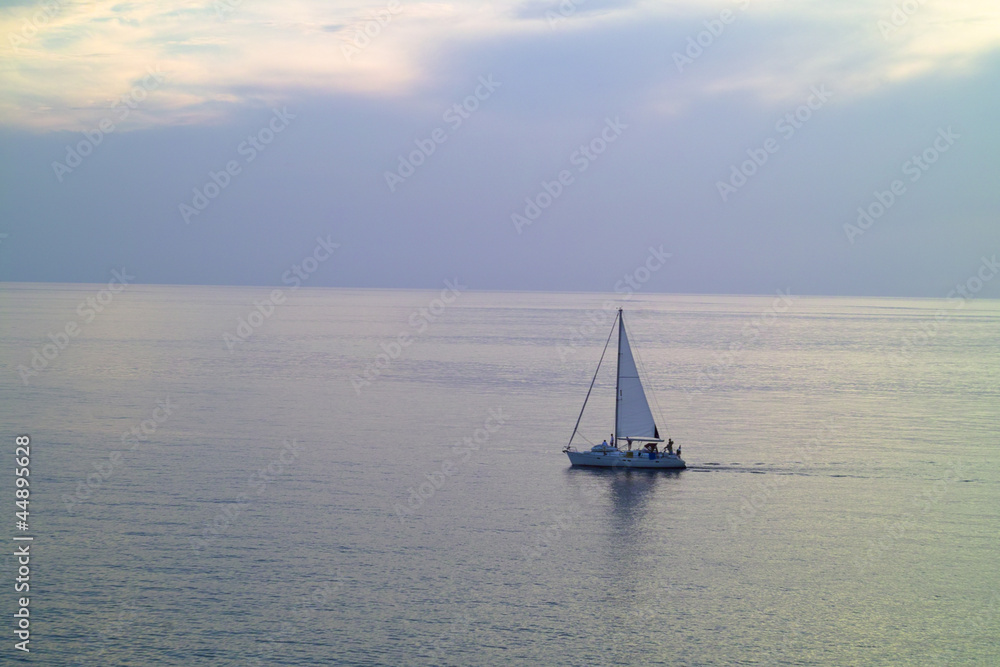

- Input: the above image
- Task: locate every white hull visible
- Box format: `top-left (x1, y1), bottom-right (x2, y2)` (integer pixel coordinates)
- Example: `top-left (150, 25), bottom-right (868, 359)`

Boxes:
top-left (565, 449), bottom-right (685, 469)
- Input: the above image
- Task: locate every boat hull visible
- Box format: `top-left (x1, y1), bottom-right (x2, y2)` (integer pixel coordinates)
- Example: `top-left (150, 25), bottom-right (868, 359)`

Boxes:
top-left (565, 450), bottom-right (685, 469)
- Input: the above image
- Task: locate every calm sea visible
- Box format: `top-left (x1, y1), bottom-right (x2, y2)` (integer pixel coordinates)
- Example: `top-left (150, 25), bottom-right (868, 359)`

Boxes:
top-left (1, 284), bottom-right (997, 665)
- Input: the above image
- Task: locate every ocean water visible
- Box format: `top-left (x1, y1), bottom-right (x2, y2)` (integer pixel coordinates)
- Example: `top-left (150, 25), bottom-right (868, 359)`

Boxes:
top-left (1, 284), bottom-right (998, 665)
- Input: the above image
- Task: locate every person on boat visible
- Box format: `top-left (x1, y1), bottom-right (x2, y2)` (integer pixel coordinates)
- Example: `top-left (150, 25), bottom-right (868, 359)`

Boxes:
top-left (601, 439), bottom-right (608, 448)
top-left (677, 445), bottom-right (682, 457)
top-left (626, 437), bottom-right (632, 450)
top-left (610, 434), bottom-right (615, 447)
top-left (666, 439), bottom-right (673, 454)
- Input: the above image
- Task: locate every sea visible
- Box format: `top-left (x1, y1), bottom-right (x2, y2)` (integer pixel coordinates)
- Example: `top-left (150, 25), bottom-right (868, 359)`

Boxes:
top-left (1, 283), bottom-right (997, 666)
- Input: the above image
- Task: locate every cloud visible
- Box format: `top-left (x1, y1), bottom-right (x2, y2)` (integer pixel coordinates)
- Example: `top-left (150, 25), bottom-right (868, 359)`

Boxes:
top-left (1, 0), bottom-right (998, 131)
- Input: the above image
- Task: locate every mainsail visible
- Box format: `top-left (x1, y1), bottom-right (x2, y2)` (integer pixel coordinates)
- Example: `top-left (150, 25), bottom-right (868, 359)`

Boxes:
top-left (615, 315), bottom-right (659, 440)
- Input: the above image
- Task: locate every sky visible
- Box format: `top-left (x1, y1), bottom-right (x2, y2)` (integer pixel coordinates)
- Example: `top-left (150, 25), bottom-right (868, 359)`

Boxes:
top-left (1, 0), bottom-right (999, 297)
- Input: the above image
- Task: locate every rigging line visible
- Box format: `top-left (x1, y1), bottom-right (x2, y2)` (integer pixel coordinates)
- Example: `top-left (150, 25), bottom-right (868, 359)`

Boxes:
top-left (566, 315), bottom-right (617, 449)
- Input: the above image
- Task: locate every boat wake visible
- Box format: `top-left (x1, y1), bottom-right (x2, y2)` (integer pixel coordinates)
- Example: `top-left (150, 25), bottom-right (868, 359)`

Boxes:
top-left (686, 464), bottom-right (868, 478)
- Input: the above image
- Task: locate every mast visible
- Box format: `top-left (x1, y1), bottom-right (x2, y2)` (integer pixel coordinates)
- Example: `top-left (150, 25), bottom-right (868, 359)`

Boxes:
top-left (614, 308), bottom-right (622, 447)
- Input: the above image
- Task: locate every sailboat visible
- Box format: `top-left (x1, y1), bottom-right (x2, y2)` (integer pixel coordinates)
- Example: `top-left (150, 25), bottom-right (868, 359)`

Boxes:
top-left (563, 308), bottom-right (685, 469)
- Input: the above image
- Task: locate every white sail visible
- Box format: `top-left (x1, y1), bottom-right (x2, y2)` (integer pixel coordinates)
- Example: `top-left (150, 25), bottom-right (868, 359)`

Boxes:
top-left (616, 317), bottom-right (658, 440)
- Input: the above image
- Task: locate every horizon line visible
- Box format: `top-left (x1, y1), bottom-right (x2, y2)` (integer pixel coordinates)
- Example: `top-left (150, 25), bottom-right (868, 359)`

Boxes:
top-left (1, 280), bottom-right (996, 302)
